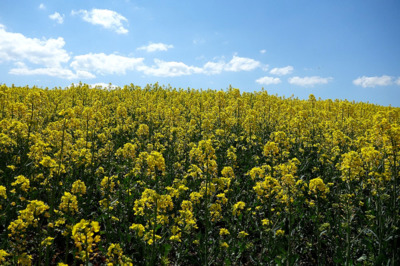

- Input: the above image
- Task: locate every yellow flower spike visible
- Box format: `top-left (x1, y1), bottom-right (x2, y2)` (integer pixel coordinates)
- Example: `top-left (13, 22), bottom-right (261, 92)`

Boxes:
top-left (71, 180), bottom-right (87, 195)
top-left (0, 249), bottom-right (10, 263)
top-left (41, 237), bottom-right (54, 247)
top-left (238, 231), bottom-right (249, 238)
top-left (59, 192), bottom-right (79, 214)
top-left (220, 242), bottom-right (229, 249)
top-left (275, 229), bottom-right (285, 237)
top-left (17, 253), bottom-right (32, 266)
top-left (309, 177), bottom-right (329, 196)
top-left (11, 175), bottom-right (30, 192)
top-left (232, 201), bottom-right (246, 216)
top-left (0, 186), bottom-right (6, 199)
top-left (219, 228), bottom-right (230, 236)
top-left (130, 223), bottom-right (145, 237)
top-left (71, 219), bottom-right (101, 260)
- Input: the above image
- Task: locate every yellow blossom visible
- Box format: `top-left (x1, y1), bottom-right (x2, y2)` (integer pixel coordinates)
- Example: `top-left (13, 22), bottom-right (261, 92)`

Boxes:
top-left (232, 201), bottom-right (246, 216)
top-left (11, 175), bottom-right (30, 192)
top-left (71, 180), bottom-right (87, 195)
top-left (220, 228), bottom-right (230, 236)
top-left (275, 229), bottom-right (285, 236)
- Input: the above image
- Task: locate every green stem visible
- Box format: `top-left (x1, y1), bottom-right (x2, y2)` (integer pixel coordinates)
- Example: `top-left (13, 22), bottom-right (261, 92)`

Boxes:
top-left (204, 162), bottom-right (210, 266)
top-left (151, 173), bottom-right (159, 266)
top-left (392, 150), bottom-right (398, 265)
top-left (85, 234), bottom-right (89, 266)
top-left (287, 188), bottom-right (292, 266)
top-left (316, 197), bottom-right (320, 266)
top-left (346, 197), bottom-right (351, 266)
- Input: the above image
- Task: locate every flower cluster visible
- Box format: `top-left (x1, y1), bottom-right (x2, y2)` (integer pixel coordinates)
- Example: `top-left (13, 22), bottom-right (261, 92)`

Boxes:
top-left (0, 84), bottom-right (399, 265)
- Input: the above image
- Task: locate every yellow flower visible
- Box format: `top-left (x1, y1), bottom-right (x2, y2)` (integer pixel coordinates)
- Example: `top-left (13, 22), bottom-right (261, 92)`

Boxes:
top-left (100, 176), bottom-right (117, 196)
top-left (11, 175), bottom-right (30, 192)
top-left (59, 192), bottom-right (79, 214)
top-left (219, 228), bottom-right (230, 236)
top-left (0, 250), bottom-right (9, 263)
top-left (41, 237), bottom-right (54, 246)
top-left (137, 123), bottom-right (149, 136)
top-left (71, 180), bottom-right (87, 195)
top-left (262, 219), bottom-right (271, 227)
top-left (238, 231), bottom-right (249, 238)
top-left (71, 219), bottom-right (101, 256)
top-left (106, 243), bottom-right (133, 265)
top-left (309, 177), bottom-right (329, 195)
top-left (220, 242), bottom-right (229, 249)
top-left (170, 233), bottom-right (182, 242)
top-left (189, 191), bottom-right (203, 204)
top-left (232, 201), bottom-right (246, 216)
top-left (275, 229), bottom-right (285, 236)
top-left (130, 223), bottom-right (145, 237)
top-left (18, 253), bottom-right (32, 266)
top-left (40, 156), bottom-right (57, 168)
top-left (0, 186), bottom-right (6, 199)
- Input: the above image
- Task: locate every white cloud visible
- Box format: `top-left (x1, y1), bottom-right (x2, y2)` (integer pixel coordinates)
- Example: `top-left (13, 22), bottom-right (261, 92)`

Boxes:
top-left (270, 66), bottom-right (294, 76)
top-left (39, 3), bottom-right (45, 10)
top-left (72, 9), bottom-right (128, 34)
top-left (71, 53), bottom-right (144, 75)
top-left (135, 55), bottom-right (262, 77)
top-left (256, 76), bottom-right (281, 85)
top-left (49, 12), bottom-right (64, 24)
top-left (396, 77), bottom-right (400, 86)
top-left (288, 76), bottom-right (332, 87)
top-left (353, 75), bottom-right (393, 88)
top-left (0, 26), bottom-right (266, 80)
top-left (137, 43), bottom-right (174, 52)
top-left (224, 55), bottom-right (261, 72)
top-left (201, 55), bottom-right (261, 74)
top-left (138, 59), bottom-right (203, 77)
top-left (9, 64), bottom-right (95, 80)
top-left (260, 49), bottom-right (266, 54)
top-left (202, 61), bottom-right (226, 75)
top-left (0, 24), bottom-right (70, 67)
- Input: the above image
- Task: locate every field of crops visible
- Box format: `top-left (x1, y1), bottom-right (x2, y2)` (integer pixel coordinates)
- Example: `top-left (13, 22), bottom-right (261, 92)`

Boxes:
top-left (0, 83), bottom-right (399, 265)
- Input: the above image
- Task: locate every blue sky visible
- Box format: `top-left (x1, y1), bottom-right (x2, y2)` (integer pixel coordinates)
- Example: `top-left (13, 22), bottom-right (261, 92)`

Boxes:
top-left (1, 0), bottom-right (399, 106)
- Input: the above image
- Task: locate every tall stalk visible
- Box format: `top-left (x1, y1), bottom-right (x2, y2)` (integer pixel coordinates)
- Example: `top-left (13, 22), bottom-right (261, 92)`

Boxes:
top-left (151, 173), bottom-right (159, 266)
top-left (391, 144), bottom-right (398, 266)
top-left (287, 187), bottom-right (292, 266)
top-left (204, 164), bottom-right (210, 266)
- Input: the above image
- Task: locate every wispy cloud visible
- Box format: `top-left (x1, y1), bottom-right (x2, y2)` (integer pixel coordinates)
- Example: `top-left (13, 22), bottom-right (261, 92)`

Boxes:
top-left (256, 76), bottom-right (281, 85)
top-left (260, 49), bottom-right (266, 54)
top-left (202, 55), bottom-right (261, 74)
top-left (137, 43), bottom-right (174, 52)
top-left (9, 63), bottom-right (95, 80)
top-left (138, 59), bottom-right (203, 77)
top-left (39, 3), bottom-right (45, 10)
top-left (270, 66), bottom-right (294, 76)
top-left (70, 53), bottom-right (144, 75)
top-left (136, 55), bottom-right (262, 77)
top-left (353, 75), bottom-right (393, 88)
top-left (288, 76), bottom-right (332, 87)
top-left (396, 77), bottom-right (400, 86)
top-left (72, 9), bottom-right (128, 34)
top-left (49, 12), bottom-right (64, 24)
